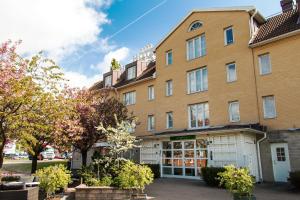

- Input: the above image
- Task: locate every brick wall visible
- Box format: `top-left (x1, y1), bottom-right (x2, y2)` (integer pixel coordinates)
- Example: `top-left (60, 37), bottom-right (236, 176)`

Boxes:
top-left (75, 186), bottom-right (147, 200)
top-left (0, 187), bottom-right (39, 200)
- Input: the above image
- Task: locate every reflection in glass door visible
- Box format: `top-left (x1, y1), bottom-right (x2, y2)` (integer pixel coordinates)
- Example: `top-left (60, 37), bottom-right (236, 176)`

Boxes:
top-left (162, 139), bottom-right (207, 178)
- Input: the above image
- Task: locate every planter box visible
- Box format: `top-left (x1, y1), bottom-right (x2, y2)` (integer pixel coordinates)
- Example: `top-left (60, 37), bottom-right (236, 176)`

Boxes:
top-left (75, 185), bottom-right (147, 200)
top-left (0, 187), bottom-right (39, 200)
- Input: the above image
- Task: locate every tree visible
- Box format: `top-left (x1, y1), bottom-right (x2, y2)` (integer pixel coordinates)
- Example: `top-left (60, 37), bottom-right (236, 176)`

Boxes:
top-left (111, 58), bottom-right (120, 70)
top-left (18, 53), bottom-right (76, 173)
top-left (97, 117), bottom-right (138, 158)
top-left (60, 89), bottom-right (132, 167)
top-left (0, 40), bottom-right (36, 168)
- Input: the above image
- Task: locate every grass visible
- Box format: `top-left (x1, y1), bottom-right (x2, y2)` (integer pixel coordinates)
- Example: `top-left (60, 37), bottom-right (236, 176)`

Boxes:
top-left (2, 160), bottom-right (68, 174)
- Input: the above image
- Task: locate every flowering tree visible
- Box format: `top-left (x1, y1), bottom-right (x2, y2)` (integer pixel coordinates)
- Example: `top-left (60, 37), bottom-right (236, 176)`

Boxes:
top-left (60, 89), bottom-right (132, 167)
top-left (0, 41), bottom-right (36, 167)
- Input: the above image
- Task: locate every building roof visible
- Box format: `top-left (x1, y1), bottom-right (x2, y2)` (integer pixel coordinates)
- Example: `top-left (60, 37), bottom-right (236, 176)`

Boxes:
top-left (114, 61), bottom-right (156, 88)
top-left (155, 6), bottom-right (266, 50)
top-left (250, 8), bottom-right (300, 46)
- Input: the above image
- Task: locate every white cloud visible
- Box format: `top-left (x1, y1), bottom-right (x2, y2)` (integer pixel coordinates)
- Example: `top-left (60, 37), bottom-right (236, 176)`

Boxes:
top-left (0, 0), bottom-right (112, 59)
top-left (92, 47), bottom-right (130, 73)
top-left (64, 71), bottom-right (102, 88)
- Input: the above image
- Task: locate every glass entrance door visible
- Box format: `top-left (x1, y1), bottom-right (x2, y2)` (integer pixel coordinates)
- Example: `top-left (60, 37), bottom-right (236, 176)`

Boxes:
top-left (162, 139), bottom-right (207, 178)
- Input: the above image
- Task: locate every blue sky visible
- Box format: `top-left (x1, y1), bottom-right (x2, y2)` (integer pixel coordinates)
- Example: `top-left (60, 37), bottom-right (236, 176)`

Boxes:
top-left (0, 0), bottom-right (282, 87)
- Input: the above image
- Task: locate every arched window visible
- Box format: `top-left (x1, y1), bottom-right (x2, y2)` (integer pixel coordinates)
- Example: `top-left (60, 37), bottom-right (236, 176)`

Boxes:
top-left (189, 21), bottom-right (203, 32)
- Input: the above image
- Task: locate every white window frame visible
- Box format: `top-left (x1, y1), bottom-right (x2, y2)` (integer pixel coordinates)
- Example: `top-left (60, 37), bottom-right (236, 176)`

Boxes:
top-left (188, 102), bottom-right (209, 129)
top-left (263, 96), bottom-right (277, 119)
top-left (123, 91), bottom-right (136, 106)
top-left (104, 75), bottom-right (112, 87)
top-left (166, 112), bottom-right (173, 129)
top-left (148, 85), bottom-right (155, 101)
top-left (127, 66), bottom-right (136, 80)
top-left (166, 80), bottom-right (173, 96)
top-left (187, 67), bottom-right (208, 94)
top-left (188, 21), bottom-right (203, 32)
top-left (258, 53), bottom-right (272, 75)
top-left (229, 101), bottom-right (240, 122)
top-left (147, 115), bottom-right (155, 131)
top-left (186, 34), bottom-right (206, 60)
top-left (226, 62), bottom-right (237, 82)
top-left (224, 26), bottom-right (234, 45)
top-left (166, 50), bottom-right (173, 65)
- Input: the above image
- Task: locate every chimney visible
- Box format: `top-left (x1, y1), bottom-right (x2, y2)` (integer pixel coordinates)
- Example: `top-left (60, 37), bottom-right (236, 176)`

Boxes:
top-left (280, 0), bottom-right (294, 12)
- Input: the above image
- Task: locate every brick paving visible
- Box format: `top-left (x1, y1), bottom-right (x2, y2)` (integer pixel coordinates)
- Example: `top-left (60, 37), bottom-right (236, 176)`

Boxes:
top-left (145, 178), bottom-right (300, 200)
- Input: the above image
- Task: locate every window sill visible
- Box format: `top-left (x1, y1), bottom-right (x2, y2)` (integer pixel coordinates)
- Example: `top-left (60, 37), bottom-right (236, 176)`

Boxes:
top-left (224, 42), bottom-right (234, 47)
top-left (187, 54), bottom-right (206, 62)
top-left (165, 95), bottom-right (173, 97)
top-left (229, 120), bottom-right (240, 123)
top-left (187, 90), bottom-right (208, 95)
top-left (263, 116), bottom-right (276, 120)
top-left (227, 80), bottom-right (237, 83)
top-left (260, 72), bottom-right (272, 76)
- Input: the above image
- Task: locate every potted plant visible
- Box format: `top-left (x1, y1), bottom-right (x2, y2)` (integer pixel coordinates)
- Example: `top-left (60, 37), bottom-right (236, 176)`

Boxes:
top-left (218, 165), bottom-right (255, 200)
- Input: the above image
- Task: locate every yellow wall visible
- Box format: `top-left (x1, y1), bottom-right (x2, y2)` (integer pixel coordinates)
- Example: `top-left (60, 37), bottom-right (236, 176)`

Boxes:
top-left (116, 10), bottom-right (300, 136)
top-left (253, 34), bottom-right (300, 130)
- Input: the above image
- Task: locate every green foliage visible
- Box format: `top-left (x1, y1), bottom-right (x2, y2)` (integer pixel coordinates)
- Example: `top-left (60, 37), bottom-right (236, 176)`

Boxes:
top-left (35, 164), bottom-right (71, 197)
top-left (218, 165), bottom-right (254, 197)
top-left (111, 58), bottom-right (121, 70)
top-left (201, 167), bottom-right (225, 187)
top-left (143, 164), bottom-right (160, 179)
top-left (115, 161), bottom-right (153, 190)
top-left (1, 175), bottom-right (21, 182)
top-left (97, 117), bottom-right (138, 158)
top-left (289, 171), bottom-right (300, 189)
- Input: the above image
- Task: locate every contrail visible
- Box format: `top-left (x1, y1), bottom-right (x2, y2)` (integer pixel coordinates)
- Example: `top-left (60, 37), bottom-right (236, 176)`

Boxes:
top-left (67, 0), bottom-right (168, 66)
top-left (107, 0), bottom-right (168, 40)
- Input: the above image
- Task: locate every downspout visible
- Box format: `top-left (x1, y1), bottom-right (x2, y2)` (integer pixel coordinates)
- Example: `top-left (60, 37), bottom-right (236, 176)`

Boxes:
top-left (257, 132), bottom-right (267, 182)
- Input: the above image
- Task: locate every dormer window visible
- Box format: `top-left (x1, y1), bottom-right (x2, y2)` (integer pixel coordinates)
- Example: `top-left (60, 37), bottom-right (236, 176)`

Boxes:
top-left (189, 21), bottom-right (203, 32)
top-left (104, 75), bottom-right (112, 87)
top-left (127, 66), bottom-right (136, 80)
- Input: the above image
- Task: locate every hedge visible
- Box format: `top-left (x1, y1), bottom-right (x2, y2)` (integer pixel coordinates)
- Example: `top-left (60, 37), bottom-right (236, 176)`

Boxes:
top-left (201, 167), bottom-right (225, 187)
top-left (289, 171), bottom-right (300, 189)
top-left (143, 164), bottom-right (160, 179)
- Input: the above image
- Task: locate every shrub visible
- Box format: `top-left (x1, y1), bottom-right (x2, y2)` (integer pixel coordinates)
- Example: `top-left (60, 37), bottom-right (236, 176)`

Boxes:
top-left (218, 165), bottom-right (254, 198)
top-left (201, 167), bottom-right (225, 187)
top-left (115, 161), bottom-right (153, 190)
top-left (143, 164), bottom-right (160, 179)
top-left (35, 164), bottom-right (71, 198)
top-left (289, 171), bottom-right (300, 189)
top-left (1, 175), bottom-right (21, 182)
top-left (85, 176), bottom-right (113, 187)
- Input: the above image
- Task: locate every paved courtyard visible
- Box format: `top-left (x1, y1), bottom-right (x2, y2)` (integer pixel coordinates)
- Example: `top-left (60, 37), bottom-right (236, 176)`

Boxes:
top-left (145, 178), bottom-right (300, 200)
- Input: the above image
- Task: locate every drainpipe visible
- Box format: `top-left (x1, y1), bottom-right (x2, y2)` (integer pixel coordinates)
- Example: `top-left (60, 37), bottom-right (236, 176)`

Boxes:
top-left (257, 132), bottom-right (267, 182)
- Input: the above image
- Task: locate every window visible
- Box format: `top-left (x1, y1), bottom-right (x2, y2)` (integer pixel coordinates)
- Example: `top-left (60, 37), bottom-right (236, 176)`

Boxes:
top-left (187, 34), bottom-right (206, 60)
top-left (188, 103), bottom-right (209, 129)
top-left (148, 85), bottom-right (155, 100)
top-left (166, 80), bottom-right (173, 96)
top-left (276, 148), bottom-right (286, 161)
top-left (226, 63), bottom-right (237, 82)
top-left (104, 75), bottom-right (112, 87)
top-left (189, 21), bottom-right (203, 32)
top-left (263, 96), bottom-right (276, 119)
top-left (187, 67), bottom-right (208, 94)
top-left (229, 101), bottom-right (240, 122)
top-left (123, 91), bottom-right (136, 106)
top-left (127, 66), bottom-right (136, 80)
top-left (166, 51), bottom-right (173, 65)
top-left (224, 26), bottom-right (234, 45)
top-left (166, 112), bottom-right (173, 129)
top-left (148, 115), bottom-right (155, 131)
top-left (259, 53), bottom-right (272, 75)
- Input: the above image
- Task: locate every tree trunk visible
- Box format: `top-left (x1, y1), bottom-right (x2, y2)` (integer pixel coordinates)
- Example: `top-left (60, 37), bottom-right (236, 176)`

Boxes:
top-left (0, 140), bottom-right (5, 168)
top-left (31, 154), bottom-right (38, 174)
top-left (81, 150), bottom-right (88, 167)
